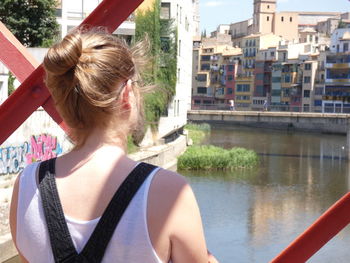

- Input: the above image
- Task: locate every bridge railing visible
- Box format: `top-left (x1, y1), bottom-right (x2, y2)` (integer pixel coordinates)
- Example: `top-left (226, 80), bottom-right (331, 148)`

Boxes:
top-left (270, 192), bottom-right (350, 263)
top-left (191, 104), bottom-right (350, 113)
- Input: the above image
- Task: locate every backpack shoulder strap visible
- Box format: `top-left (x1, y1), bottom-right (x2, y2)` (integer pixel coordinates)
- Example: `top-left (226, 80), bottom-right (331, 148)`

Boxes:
top-left (79, 162), bottom-right (158, 262)
top-left (38, 158), bottom-right (78, 263)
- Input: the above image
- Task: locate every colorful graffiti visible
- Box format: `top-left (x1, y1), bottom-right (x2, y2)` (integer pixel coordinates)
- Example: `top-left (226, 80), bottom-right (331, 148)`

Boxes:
top-left (0, 134), bottom-right (63, 175)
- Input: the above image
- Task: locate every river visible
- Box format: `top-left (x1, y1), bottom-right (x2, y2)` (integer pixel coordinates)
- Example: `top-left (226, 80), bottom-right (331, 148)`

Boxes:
top-left (180, 124), bottom-right (350, 263)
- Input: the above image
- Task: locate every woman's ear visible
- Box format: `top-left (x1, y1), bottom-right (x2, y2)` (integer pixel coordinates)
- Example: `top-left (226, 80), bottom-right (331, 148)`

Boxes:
top-left (121, 80), bottom-right (132, 110)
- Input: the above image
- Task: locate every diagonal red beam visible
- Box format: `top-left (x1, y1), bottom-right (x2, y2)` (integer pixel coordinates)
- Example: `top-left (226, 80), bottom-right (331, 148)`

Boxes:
top-left (270, 192), bottom-right (350, 263)
top-left (0, 0), bottom-right (144, 145)
top-left (0, 21), bottom-right (39, 82)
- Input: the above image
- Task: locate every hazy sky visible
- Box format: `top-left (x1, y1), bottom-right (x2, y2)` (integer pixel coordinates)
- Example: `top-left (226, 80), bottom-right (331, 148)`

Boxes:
top-left (200, 0), bottom-right (350, 33)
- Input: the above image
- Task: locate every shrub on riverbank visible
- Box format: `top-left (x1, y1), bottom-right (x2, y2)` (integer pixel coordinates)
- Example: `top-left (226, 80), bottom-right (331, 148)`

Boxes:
top-left (178, 145), bottom-right (259, 170)
top-left (185, 123), bottom-right (210, 145)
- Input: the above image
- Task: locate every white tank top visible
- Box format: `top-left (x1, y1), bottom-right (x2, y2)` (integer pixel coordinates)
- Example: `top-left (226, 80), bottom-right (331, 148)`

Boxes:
top-left (16, 161), bottom-right (165, 263)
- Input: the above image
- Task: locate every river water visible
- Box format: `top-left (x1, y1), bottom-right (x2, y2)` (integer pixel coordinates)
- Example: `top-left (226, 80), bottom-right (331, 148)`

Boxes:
top-left (180, 124), bottom-right (350, 263)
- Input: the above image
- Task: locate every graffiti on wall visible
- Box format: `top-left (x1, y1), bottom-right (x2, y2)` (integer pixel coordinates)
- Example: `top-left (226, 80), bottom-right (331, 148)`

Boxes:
top-left (0, 134), bottom-right (63, 175)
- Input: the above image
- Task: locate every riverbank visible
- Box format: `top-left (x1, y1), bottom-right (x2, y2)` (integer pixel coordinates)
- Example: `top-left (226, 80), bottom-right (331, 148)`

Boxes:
top-left (0, 134), bottom-right (187, 262)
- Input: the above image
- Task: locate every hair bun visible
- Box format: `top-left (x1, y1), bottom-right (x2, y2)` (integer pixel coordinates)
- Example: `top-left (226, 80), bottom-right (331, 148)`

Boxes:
top-left (44, 33), bottom-right (82, 76)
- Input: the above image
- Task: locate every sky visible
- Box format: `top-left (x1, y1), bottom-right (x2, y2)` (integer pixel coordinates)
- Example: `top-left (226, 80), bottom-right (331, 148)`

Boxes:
top-left (200, 0), bottom-right (350, 34)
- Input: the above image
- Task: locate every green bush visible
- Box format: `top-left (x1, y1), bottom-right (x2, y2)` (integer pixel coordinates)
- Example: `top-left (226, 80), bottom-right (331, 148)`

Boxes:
top-left (178, 145), bottom-right (259, 170)
top-left (185, 123), bottom-right (210, 145)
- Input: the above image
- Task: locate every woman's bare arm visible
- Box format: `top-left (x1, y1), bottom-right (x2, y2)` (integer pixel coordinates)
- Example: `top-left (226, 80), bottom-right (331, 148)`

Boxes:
top-left (9, 174), bottom-right (29, 263)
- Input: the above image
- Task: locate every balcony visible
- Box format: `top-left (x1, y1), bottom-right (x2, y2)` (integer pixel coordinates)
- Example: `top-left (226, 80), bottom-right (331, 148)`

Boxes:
top-left (326, 55), bottom-right (350, 64)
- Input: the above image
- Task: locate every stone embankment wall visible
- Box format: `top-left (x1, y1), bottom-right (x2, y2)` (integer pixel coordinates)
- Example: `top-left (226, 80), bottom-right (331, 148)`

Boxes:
top-left (188, 110), bottom-right (350, 134)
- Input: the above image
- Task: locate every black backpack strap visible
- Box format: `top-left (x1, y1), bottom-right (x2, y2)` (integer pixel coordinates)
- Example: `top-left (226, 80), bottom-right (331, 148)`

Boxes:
top-left (39, 159), bottom-right (158, 263)
top-left (79, 162), bottom-right (158, 262)
top-left (39, 158), bottom-right (78, 263)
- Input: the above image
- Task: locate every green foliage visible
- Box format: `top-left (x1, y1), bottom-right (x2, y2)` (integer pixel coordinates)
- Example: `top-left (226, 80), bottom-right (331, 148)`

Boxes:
top-left (7, 72), bottom-right (15, 96)
top-left (135, 0), bottom-right (178, 124)
top-left (0, 0), bottom-right (59, 47)
top-left (178, 145), bottom-right (259, 170)
top-left (338, 20), bottom-right (347, 29)
top-left (127, 136), bottom-right (138, 154)
top-left (185, 123), bottom-right (211, 145)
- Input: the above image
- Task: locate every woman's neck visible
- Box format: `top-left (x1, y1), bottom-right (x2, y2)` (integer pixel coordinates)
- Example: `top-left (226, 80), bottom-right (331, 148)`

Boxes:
top-left (74, 128), bottom-right (127, 156)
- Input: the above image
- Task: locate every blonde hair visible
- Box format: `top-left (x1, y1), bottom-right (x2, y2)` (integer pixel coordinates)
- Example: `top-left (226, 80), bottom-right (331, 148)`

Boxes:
top-left (44, 27), bottom-right (148, 149)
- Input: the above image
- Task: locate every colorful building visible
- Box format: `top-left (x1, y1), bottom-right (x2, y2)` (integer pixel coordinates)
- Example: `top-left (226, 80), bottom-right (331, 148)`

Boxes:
top-left (323, 29), bottom-right (350, 113)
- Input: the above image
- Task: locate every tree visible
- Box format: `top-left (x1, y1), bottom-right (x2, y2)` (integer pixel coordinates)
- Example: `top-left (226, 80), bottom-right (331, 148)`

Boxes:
top-left (0, 0), bottom-right (59, 47)
top-left (338, 19), bottom-right (347, 29)
top-left (135, 0), bottom-right (177, 124)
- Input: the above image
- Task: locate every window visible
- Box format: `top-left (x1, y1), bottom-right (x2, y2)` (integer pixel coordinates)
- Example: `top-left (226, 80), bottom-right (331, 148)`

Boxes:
top-left (160, 3), bottom-right (171, 20)
top-left (272, 77), bottom-right (281, 83)
top-left (315, 88), bottom-right (323, 95)
top-left (281, 16), bottom-right (284, 22)
top-left (180, 6), bottom-right (182, 24)
top-left (270, 51), bottom-right (275, 57)
top-left (177, 68), bottom-right (180, 83)
top-left (236, 95), bottom-right (250, 100)
top-left (201, 55), bottom-right (210, 61)
top-left (228, 65), bottom-right (234, 72)
top-left (201, 64), bottom-right (210, 71)
top-left (304, 90), bottom-right (310, 97)
top-left (272, 90), bottom-right (281, 96)
top-left (290, 17), bottom-right (293, 22)
top-left (203, 100), bottom-right (212, 104)
top-left (305, 63), bottom-right (311, 70)
top-left (304, 76), bottom-right (311, 83)
top-left (227, 75), bottom-right (234, 81)
top-left (197, 87), bottom-right (207, 94)
top-left (255, 85), bottom-right (264, 96)
top-left (283, 88), bottom-right (290, 97)
top-left (267, 16), bottom-right (270, 21)
top-left (236, 84), bottom-right (250, 92)
top-left (178, 39), bottom-right (181, 56)
top-left (160, 37), bottom-right (170, 52)
top-left (256, 73), bottom-right (264, 80)
top-left (304, 104), bottom-right (310, 112)
top-left (284, 74), bottom-right (291, 83)
top-left (227, 88), bottom-right (233, 94)
top-left (344, 43), bottom-right (349, 52)
top-left (197, 74), bottom-right (207, 82)
top-left (194, 100), bottom-right (201, 105)
top-left (267, 5), bottom-right (270, 9)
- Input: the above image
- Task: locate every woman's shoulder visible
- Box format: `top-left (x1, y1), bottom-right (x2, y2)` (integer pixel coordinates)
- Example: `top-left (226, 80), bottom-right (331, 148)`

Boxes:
top-left (151, 168), bottom-right (190, 198)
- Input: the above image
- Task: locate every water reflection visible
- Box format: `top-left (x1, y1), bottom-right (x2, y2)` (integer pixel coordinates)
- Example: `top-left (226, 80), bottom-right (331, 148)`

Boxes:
top-left (181, 125), bottom-right (350, 263)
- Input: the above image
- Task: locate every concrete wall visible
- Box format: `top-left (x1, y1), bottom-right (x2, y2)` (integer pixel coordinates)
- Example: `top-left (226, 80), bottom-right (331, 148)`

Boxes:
top-left (0, 109), bottom-right (72, 177)
top-left (188, 110), bottom-right (350, 134)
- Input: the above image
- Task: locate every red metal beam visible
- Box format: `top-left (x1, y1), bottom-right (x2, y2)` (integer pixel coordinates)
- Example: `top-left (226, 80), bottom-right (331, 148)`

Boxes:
top-left (0, 0), bottom-right (144, 145)
top-left (0, 21), bottom-right (39, 82)
top-left (270, 192), bottom-right (350, 263)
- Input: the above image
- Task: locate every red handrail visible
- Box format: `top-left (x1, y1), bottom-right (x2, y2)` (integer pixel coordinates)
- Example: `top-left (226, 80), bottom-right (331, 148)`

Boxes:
top-left (270, 192), bottom-right (350, 262)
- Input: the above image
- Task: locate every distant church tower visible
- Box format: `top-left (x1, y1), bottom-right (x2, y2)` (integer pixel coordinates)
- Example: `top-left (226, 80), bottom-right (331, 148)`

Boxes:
top-left (253, 0), bottom-right (276, 34)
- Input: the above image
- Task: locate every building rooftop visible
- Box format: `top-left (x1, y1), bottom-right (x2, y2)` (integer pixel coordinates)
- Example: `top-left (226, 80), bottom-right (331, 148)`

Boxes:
top-left (300, 27), bottom-right (317, 33)
top-left (341, 31), bottom-right (350, 41)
